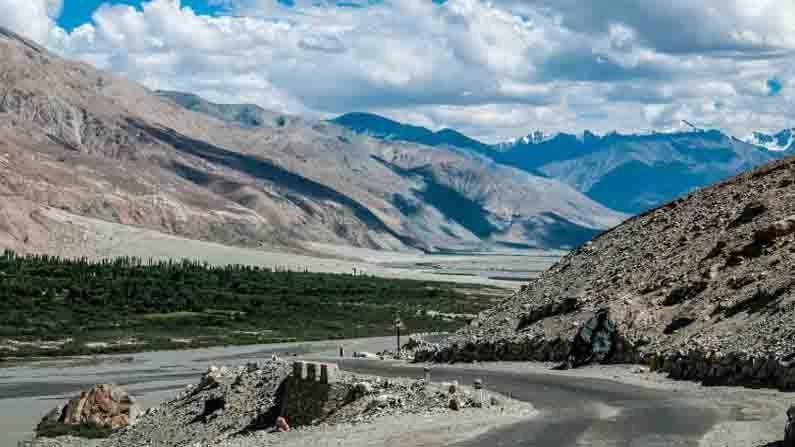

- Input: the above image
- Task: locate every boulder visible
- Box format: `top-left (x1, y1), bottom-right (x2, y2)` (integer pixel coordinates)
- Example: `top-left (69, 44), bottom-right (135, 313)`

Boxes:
top-left (755, 216), bottom-right (795, 244)
top-left (786, 405), bottom-right (795, 447)
top-left (557, 309), bottom-right (617, 370)
top-left (36, 384), bottom-right (140, 436)
top-left (368, 394), bottom-right (401, 410)
top-left (354, 382), bottom-right (374, 396)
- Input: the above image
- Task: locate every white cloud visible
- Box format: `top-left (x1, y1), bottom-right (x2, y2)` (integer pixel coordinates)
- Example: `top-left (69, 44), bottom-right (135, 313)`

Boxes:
top-left (0, 0), bottom-right (61, 44)
top-left (30, 0), bottom-right (795, 142)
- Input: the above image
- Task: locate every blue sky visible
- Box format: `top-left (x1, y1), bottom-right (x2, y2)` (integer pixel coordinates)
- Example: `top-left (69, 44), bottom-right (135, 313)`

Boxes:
top-left (56, 1), bottom-right (226, 31)
top-left (1, 0), bottom-right (793, 142)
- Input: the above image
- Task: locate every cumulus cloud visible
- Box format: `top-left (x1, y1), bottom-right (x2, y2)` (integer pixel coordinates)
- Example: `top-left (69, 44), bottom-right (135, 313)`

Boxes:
top-left (495, 0), bottom-right (795, 55)
top-left (33, 0), bottom-right (795, 142)
top-left (0, 0), bottom-right (61, 44)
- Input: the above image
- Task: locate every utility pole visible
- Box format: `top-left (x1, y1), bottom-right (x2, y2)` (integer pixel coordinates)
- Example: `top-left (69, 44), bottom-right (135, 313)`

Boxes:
top-left (394, 314), bottom-right (403, 355)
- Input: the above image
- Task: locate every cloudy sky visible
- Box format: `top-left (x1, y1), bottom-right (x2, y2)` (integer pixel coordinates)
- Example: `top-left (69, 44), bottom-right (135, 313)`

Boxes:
top-left (2, 0), bottom-right (794, 142)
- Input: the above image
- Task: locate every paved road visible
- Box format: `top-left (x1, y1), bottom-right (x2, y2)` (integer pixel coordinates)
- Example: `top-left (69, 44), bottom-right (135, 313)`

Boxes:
top-left (0, 338), bottom-right (720, 446)
top-left (337, 359), bottom-right (719, 447)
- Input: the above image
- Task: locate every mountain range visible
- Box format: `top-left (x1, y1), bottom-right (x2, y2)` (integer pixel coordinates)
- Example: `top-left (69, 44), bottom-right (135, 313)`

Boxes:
top-left (0, 26), bottom-right (624, 256)
top-left (333, 113), bottom-right (790, 214)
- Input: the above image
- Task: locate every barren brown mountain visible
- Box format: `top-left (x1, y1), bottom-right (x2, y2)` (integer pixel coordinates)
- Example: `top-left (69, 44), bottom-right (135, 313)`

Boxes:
top-left (0, 26), bottom-right (625, 256)
top-left (422, 154), bottom-right (795, 390)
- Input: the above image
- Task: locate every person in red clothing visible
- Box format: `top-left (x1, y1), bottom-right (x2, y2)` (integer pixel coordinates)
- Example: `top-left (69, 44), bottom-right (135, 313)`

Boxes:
top-left (276, 416), bottom-right (290, 432)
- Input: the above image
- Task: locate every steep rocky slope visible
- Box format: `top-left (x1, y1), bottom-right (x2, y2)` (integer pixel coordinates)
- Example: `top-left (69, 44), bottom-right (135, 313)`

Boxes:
top-left (421, 155), bottom-right (795, 390)
top-left (0, 26), bottom-right (623, 254)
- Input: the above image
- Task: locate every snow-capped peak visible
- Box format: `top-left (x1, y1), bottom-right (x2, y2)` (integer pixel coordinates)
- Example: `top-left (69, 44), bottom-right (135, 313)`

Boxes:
top-left (746, 129), bottom-right (795, 152)
top-left (511, 131), bottom-right (550, 145)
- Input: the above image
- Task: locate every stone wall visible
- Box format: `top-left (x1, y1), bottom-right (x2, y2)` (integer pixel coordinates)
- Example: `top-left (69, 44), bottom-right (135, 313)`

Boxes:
top-left (650, 351), bottom-right (795, 390)
top-left (282, 361), bottom-right (353, 426)
top-left (417, 337), bottom-right (795, 391)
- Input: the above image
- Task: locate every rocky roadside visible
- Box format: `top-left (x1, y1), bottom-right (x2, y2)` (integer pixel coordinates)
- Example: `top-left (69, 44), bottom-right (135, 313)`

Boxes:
top-left (87, 358), bottom-right (533, 447)
top-left (416, 156), bottom-right (795, 393)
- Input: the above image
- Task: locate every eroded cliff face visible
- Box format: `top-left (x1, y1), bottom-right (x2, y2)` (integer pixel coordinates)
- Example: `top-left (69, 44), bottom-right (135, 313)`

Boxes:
top-left (421, 155), bottom-right (795, 390)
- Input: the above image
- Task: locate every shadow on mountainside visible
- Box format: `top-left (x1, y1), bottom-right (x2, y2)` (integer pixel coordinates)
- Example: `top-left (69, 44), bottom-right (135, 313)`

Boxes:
top-left (371, 155), bottom-right (498, 239)
top-left (127, 119), bottom-right (422, 249)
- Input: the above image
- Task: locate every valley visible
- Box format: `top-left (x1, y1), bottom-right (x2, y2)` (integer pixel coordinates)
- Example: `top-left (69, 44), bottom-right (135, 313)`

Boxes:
top-left (1, 0), bottom-right (795, 444)
top-left (0, 27), bottom-right (623, 258)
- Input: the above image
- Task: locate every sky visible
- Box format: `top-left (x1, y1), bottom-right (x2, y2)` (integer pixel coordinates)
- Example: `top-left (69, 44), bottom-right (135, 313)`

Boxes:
top-left (1, 0), bottom-right (794, 143)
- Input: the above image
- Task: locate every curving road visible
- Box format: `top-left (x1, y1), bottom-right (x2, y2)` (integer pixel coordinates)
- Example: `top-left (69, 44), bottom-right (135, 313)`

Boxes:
top-left (337, 359), bottom-right (719, 447)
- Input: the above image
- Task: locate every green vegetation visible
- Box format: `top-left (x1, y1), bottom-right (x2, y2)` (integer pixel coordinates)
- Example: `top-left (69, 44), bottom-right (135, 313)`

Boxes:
top-left (36, 422), bottom-right (113, 439)
top-left (0, 250), bottom-right (505, 358)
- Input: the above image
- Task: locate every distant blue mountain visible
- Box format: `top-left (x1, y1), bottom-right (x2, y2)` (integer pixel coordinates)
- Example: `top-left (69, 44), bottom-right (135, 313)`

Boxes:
top-left (331, 113), bottom-right (494, 156)
top-left (491, 129), bottom-right (785, 213)
top-left (334, 113), bottom-right (789, 214)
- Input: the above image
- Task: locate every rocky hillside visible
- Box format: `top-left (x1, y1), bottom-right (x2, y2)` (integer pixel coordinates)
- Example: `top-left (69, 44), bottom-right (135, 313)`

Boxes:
top-left (421, 155), bottom-right (795, 390)
top-left (0, 26), bottom-right (623, 255)
top-left (155, 90), bottom-right (274, 128)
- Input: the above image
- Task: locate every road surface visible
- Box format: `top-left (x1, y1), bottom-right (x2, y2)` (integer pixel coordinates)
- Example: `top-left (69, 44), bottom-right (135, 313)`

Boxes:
top-left (337, 359), bottom-right (719, 447)
top-left (1, 337), bottom-right (729, 446)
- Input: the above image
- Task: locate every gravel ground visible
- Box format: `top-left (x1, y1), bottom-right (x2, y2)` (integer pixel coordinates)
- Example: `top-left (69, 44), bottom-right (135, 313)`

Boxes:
top-left (230, 404), bottom-right (535, 447)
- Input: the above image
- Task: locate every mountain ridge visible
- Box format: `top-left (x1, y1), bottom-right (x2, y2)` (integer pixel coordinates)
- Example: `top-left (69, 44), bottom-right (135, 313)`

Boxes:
top-left (331, 112), bottom-right (495, 156)
top-left (332, 112), bottom-right (787, 214)
top-left (0, 26), bottom-right (623, 256)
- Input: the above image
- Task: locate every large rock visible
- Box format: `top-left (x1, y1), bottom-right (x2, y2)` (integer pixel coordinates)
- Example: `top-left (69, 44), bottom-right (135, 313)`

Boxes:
top-left (557, 309), bottom-right (617, 370)
top-left (36, 384), bottom-right (140, 435)
top-left (756, 216), bottom-right (795, 244)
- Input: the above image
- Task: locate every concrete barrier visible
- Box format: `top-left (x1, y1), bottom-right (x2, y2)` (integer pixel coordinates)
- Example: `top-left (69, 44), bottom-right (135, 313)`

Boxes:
top-left (306, 363), bottom-right (318, 381)
top-left (286, 361), bottom-right (350, 426)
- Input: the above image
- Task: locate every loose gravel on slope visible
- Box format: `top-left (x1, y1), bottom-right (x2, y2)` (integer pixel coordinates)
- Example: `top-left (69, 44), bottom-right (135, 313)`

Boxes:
top-left (423, 155), bottom-right (795, 390)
